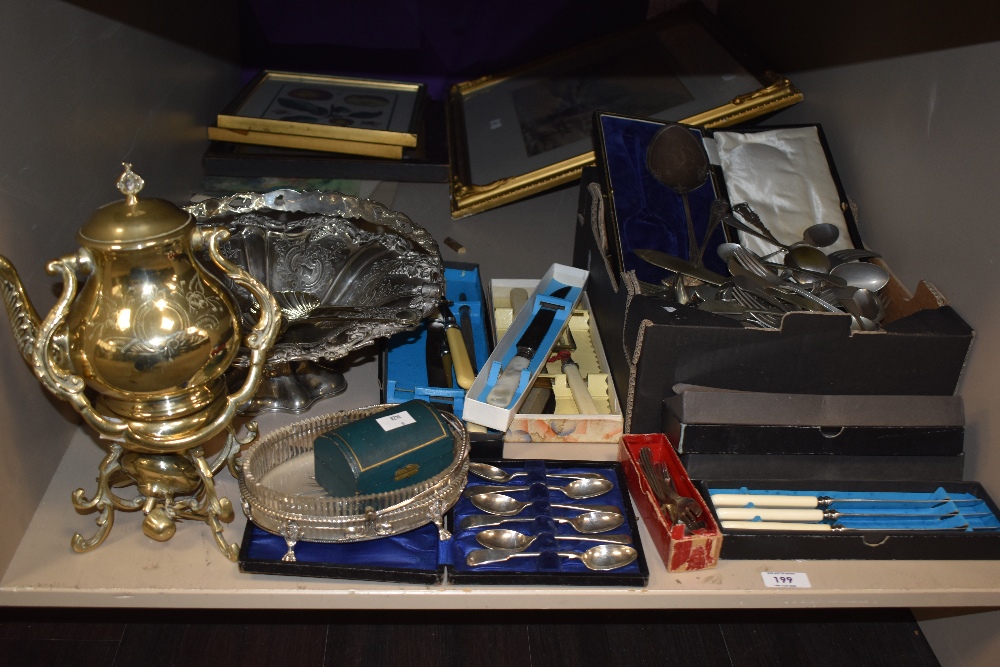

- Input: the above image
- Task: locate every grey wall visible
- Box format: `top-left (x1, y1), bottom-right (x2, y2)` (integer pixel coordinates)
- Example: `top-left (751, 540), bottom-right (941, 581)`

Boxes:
top-left (0, 1), bottom-right (239, 574)
top-left (717, 3), bottom-right (1000, 664)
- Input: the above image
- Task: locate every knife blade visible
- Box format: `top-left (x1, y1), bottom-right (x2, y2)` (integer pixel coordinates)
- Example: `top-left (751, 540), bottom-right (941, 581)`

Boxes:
top-left (634, 248), bottom-right (728, 286)
top-left (486, 285), bottom-right (572, 408)
top-left (425, 321), bottom-right (450, 388)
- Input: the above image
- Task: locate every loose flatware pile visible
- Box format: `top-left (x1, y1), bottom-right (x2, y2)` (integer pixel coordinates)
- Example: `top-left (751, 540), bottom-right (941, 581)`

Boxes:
top-left (636, 201), bottom-right (890, 331)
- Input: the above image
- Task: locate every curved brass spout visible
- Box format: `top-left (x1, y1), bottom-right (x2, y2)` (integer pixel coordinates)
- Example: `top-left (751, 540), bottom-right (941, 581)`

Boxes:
top-left (0, 254), bottom-right (43, 366)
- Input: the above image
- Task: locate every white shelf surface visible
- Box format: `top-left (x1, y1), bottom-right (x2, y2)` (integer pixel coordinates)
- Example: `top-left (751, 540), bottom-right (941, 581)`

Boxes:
top-left (4, 355), bottom-right (1000, 610)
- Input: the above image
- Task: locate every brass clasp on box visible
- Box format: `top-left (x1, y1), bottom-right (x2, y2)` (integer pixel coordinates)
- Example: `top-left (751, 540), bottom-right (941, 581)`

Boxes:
top-left (0, 164), bottom-right (281, 561)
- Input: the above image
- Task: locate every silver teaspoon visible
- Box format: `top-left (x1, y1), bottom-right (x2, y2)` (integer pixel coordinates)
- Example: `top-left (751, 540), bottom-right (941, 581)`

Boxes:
top-left (469, 492), bottom-right (619, 517)
top-left (458, 510), bottom-right (624, 533)
top-left (464, 477), bottom-right (613, 500)
top-left (466, 543), bottom-right (638, 570)
top-left (476, 528), bottom-right (632, 549)
top-left (468, 462), bottom-right (608, 484)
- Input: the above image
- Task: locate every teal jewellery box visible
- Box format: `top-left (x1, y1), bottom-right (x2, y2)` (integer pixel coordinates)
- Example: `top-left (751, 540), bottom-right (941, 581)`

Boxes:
top-left (313, 401), bottom-right (455, 497)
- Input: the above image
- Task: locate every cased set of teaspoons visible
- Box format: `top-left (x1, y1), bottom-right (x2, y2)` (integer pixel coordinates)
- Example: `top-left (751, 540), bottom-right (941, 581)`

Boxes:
top-left (446, 461), bottom-right (648, 584)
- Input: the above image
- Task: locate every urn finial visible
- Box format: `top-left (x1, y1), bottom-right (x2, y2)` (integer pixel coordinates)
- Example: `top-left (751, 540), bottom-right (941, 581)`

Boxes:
top-left (116, 163), bottom-right (145, 206)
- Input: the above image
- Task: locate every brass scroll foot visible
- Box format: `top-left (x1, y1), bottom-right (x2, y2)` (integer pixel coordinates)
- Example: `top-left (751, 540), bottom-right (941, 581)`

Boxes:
top-left (70, 443), bottom-right (143, 553)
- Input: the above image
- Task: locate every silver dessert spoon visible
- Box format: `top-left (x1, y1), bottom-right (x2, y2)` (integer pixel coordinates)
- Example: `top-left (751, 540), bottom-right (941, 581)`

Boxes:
top-left (476, 528), bottom-right (632, 549)
top-left (468, 462), bottom-right (608, 484)
top-left (468, 492), bottom-right (619, 517)
top-left (464, 477), bottom-right (613, 500)
top-left (465, 543), bottom-right (638, 569)
top-left (458, 510), bottom-right (625, 533)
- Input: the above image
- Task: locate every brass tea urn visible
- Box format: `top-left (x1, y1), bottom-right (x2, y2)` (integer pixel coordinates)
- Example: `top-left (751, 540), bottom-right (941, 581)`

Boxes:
top-left (0, 164), bottom-right (281, 560)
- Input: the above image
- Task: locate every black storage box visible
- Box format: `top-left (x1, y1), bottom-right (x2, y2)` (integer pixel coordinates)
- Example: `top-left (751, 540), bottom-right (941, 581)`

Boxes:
top-left (237, 459), bottom-right (648, 586)
top-left (698, 479), bottom-right (1000, 560)
top-left (665, 385), bottom-right (965, 481)
top-left (573, 117), bottom-right (974, 437)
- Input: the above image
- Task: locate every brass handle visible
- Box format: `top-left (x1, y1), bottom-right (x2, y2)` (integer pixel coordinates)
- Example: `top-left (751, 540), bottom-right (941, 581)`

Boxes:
top-left (196, 227), bottom-right (281, 411)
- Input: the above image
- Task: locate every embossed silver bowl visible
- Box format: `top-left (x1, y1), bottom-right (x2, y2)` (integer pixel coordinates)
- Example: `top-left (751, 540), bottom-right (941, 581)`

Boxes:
top-left (187, 190), bottom-right (444, 413)
top-left (238, 405), bottom-right (470, 562)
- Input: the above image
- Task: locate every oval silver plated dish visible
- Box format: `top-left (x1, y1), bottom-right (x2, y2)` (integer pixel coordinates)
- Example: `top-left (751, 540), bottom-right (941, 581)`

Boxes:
top-left (186, 190), bottom-right (444, 414)
top-left (238, 404), bottom-right (470, 562)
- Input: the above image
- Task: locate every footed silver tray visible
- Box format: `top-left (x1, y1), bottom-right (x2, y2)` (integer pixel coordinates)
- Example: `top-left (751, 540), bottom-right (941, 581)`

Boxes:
top-left (238, 404), bottom-right (469, 562)
top-left (187, 190), bottom-right (444, 414)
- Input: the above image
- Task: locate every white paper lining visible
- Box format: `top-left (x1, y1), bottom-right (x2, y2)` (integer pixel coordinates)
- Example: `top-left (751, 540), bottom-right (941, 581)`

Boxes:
top-left (713, 127), bottom-right (854, 261)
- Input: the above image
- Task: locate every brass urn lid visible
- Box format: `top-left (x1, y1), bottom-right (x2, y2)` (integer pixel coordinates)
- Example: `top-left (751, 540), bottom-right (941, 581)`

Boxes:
top-left (77, 164), bottom-right (191, 249)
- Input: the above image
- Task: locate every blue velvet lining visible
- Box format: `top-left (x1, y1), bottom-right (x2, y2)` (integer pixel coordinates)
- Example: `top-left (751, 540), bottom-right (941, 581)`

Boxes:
top-left (243, 521), bottom-right (443, 570)
top-left (242, 462), bottom-right (639, 579)
top-left (599, 115), bottom-right (727, 284)
top-left (708, 486), bottom-right (1000, 531)
top-left (451, 463), bottom-right (641, 575)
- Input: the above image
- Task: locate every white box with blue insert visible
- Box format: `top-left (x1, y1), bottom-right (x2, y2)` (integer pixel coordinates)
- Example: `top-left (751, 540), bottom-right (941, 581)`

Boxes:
top-left (463, 264), bottom-right (587, 432)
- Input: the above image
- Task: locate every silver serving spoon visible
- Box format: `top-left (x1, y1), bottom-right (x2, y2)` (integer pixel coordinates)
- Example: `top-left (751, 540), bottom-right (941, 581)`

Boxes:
top-left (783, 245), bottom-right (833, 276)
top-left (830, 262), bottom-right (891, 291)
top-left (646, 124), bottom-right (710, 264)
top-left (802, 222), bottom-right (841, 248)
top-left (458, 510), bottom-right (625, 533)
top-left (468, 492), bottom-right (620, 517)
top-left (468, 461), bottom-right (608, 484)
top-left (476, 528), bottom-right (632, 549)
top-left (464, 477), bottom-right (613, 500)
top-left (465, 543), bottom-right (638, 569)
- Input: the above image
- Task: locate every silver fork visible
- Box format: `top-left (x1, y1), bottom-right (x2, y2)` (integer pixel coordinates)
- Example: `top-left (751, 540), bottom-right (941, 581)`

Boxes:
top-left (639, 448), bottom-right (692, 530)
top-left (654, 462), bottom-right (703, 529)
top-left (827, 248), bottom-right (882, 266)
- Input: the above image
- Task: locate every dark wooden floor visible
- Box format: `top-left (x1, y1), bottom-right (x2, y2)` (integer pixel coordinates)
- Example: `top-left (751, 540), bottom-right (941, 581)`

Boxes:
top-left (0, 607), bottom-right (938, 667)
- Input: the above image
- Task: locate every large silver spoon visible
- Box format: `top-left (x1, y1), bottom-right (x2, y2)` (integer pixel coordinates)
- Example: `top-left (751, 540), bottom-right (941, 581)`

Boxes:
top-left (783, 245), bottom-right (833, 276)
top-left (465, 543), bottom-right (638, 569)
top-left (458, 510), bottom-right (625, 533)
top-left (802, 222), bottom-right (841, 248)
top-left (468, 492), bottom-right (620, 517)
top-left (468, 462), bottom-right (608, 484)
top-left (646, 124), bottom-right (710, 265)
top-left (476, 528), bottom-right (632, 549)
top-left (464, 477), bottom-right (613, 500)
top-left (830, 261), bottom-right (891, 291)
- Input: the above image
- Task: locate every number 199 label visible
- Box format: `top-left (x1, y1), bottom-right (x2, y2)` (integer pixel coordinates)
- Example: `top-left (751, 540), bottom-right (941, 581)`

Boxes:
top-left (761, 572), bottom-right (811, 588)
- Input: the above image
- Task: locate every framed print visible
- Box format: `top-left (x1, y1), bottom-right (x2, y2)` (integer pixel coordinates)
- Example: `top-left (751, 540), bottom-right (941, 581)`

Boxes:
top-left (446, 3), bottom-right (802, 218)
top-left (217, 71), bottom-right (426, 148)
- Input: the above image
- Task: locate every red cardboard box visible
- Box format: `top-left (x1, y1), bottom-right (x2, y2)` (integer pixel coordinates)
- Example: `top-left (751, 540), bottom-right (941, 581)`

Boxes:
top-left (618, 433), bottom-right (721, 572)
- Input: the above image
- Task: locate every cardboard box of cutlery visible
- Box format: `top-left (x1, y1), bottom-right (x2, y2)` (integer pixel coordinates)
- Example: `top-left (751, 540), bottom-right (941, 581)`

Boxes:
top-left (381, 262), bottom-right (494, 420)
top-left (573, 116), bottom-right (974, 436)
top-left (665, 385), bottom-right (965, 482)
top-left (488, 280), bottom-right (623, 459)
top-left (618, 433), bottom-right (722, 572)
top-left (237, 459), bottom-right (648, 586)
top-left (462, 264), bottom-right (588, 433)
top-left (697, 479), bottom-right (1000, 561)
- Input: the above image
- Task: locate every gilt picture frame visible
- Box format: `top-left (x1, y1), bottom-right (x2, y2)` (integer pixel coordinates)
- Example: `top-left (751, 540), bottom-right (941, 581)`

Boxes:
top-left (217, 71), bottom-right (426, 149)
top-left (446, 4), bottom-right (802, 218)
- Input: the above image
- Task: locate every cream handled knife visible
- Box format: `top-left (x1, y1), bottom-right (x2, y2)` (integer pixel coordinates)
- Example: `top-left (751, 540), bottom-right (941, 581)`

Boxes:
top-left (715, 507), bottom-right (967, 522)
top-left (709, 493), bottom-right (976, 508)
top-left (486, 286), bottom-right (572, 408)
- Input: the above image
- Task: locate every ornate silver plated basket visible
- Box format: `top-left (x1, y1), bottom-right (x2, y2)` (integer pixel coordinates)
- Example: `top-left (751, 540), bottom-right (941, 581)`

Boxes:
top-left (187, 190), bottom-right (444, 413)
top-left (238, 405), bottom-right (470, 562)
